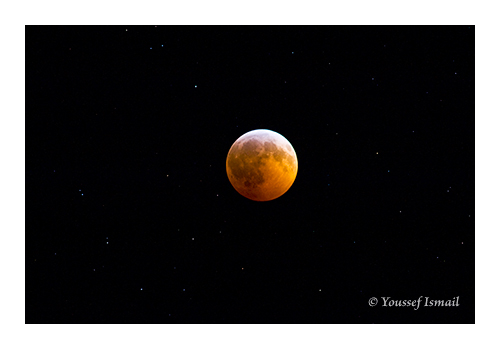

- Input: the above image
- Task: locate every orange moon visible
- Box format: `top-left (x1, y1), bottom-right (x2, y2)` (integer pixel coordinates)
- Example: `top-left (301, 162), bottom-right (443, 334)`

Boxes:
top-left (226, 129), bottom-right (298, 201)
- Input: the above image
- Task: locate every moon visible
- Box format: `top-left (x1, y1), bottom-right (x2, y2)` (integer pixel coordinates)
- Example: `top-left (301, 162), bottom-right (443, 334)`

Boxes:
top-left (226, 129), bottom-right (298, 201)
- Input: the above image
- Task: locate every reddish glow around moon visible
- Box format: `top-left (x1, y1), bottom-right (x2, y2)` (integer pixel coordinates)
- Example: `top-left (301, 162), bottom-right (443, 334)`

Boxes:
top-left (226, 129), bottom-right (298, 201)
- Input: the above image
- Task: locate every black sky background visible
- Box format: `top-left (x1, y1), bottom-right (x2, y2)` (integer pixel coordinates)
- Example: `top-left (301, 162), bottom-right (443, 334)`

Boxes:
top-left (26, 25), bottom-right (474, 324)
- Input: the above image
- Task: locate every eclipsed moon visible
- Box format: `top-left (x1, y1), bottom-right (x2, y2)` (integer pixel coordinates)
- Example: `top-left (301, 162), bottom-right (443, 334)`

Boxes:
top-left (226, 129), bottom-right (298, 201)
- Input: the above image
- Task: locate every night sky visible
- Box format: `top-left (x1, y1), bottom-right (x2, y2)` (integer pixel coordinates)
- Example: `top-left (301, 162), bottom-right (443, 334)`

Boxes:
top-left (26, 25), bottom-right (474, 324)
